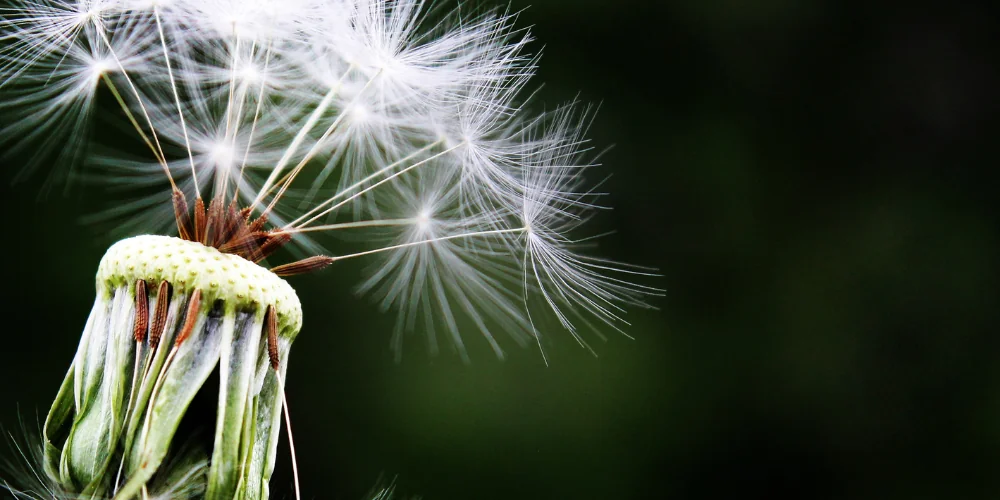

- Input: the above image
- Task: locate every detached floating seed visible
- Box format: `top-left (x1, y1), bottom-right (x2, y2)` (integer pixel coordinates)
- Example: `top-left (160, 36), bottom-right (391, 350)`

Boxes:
top-left (42, 235), bottom-right (303, 500)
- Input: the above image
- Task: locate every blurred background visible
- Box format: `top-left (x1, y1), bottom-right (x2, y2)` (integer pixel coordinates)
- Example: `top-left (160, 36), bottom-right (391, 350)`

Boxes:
top-left (2, 0), bottom-right (999, 498)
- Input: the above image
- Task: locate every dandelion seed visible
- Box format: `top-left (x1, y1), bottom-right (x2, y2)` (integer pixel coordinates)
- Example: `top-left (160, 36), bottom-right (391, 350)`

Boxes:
top-left (1, 0), bottom-right (661, 497)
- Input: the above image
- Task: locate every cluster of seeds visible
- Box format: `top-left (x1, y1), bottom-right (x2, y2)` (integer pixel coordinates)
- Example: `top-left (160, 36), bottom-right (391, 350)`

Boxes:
top-left (0, 0), bottom-right (658, 359)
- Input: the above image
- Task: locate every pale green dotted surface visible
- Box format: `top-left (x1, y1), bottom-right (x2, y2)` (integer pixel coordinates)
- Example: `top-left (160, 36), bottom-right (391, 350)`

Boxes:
top-left (97, 235), bottom-right (302, 335)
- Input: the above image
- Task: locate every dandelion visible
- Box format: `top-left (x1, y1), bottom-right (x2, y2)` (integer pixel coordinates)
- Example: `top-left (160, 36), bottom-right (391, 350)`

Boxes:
top-left (0, 0), bottom-right (660, 498)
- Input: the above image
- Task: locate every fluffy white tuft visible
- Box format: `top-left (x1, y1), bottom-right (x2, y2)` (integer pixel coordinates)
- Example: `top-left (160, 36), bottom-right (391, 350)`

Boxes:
top-left (0, 0), bottom-right (659, 361)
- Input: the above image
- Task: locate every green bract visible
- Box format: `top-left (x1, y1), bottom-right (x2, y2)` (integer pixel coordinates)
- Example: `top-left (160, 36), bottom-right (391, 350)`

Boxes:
top-left (42, 235), bottom-right (301, 499)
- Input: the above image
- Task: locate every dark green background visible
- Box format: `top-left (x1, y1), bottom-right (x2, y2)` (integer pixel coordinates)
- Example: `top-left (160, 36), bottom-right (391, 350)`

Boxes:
top-left (2, 0), bottom-right (999, 498)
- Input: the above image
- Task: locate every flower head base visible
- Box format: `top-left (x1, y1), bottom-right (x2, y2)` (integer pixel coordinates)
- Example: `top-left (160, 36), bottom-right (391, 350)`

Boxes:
top-left (40, 235), bottom-right (300, 499)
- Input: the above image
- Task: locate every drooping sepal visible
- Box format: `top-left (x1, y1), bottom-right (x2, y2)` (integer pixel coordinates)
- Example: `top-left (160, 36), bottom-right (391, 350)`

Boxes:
top-left (41, 236), bottom-right (302, 499)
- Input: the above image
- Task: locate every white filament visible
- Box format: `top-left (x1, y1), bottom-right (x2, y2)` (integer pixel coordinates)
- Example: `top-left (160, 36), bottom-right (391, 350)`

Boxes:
top-left (0, 0), bottom-right (659, 363)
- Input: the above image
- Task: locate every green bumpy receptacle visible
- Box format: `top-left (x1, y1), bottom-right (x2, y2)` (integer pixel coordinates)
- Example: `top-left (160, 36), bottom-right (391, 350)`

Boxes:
top-left (43, 235), bottom-right (304, 500)
top-left (98, 234), bottom-right (302, 336)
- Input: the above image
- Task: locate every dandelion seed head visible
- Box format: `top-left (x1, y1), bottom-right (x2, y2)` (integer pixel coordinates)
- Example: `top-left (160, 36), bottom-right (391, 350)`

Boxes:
top-left (0, 0), bottom-right (659, 362)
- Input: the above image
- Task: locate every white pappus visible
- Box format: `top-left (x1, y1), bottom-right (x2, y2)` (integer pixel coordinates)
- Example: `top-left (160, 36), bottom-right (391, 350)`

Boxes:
top-left (0, 0), bottom-right (659, 361)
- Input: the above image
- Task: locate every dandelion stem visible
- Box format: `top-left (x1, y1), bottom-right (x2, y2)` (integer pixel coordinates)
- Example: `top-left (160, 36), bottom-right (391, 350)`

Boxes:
top-left (254, 65), bottom-right (354, 206)
top-left (223, 27), bottom-right (240, 140)
top-left (153, 5), bottom-right (198, 198)
top-left (330, 227), bottom-right (527, 262)
top-left (92, 18), bottom-right (168, 173)
top-left (101, 74), bottom-right (175, 190)
top-left (219, 26), bottom-right (242, 196)
top-left (288, 139), bottom-right (444, 227)
top-left (298, 142), bottom-right (464, 229)
top-left (273, 218), bottom-right (416, 235)
top-left (234, 40), bottom-right (273, 203)
top-left (261, 69), bottom-right (384, 216)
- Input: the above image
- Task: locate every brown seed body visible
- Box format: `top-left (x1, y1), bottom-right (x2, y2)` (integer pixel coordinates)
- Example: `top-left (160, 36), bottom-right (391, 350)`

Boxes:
top-left (133, 279), bottom-right (149, 342)
top-left (174, 289), bottom-right (202, 346)
top-left (265, 305), bottom-right (279, 370)
top-left (171, 189), bottom-right (192, 240)
top-left (149, 280), bottom-right (171, 349)
top-left (270, 256), bottom-right (336, 277)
